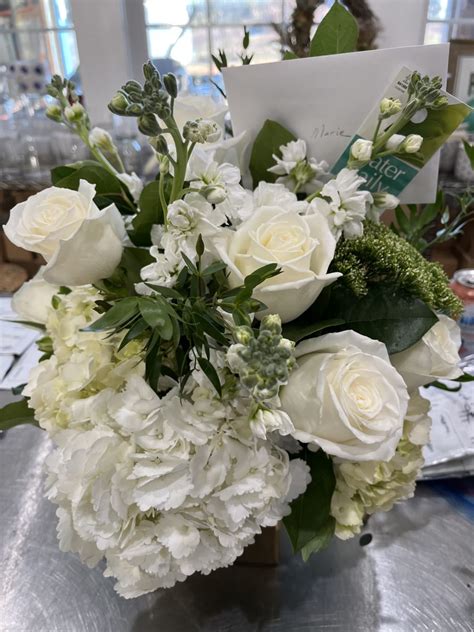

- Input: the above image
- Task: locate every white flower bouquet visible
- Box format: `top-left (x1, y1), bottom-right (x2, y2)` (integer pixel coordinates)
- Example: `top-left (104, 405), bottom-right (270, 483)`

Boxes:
top-left (1, 7), bottom-right (471, 599)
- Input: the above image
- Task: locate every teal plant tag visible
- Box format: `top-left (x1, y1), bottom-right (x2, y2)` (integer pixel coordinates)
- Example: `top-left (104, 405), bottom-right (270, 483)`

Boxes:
top-left (332, 67), bottom-right (472, 198)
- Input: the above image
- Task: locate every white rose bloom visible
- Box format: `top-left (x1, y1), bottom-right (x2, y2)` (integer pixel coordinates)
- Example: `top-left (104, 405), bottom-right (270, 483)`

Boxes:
top-left (390, 314), bottom-right (462, 390)
top-left (4, 180), bottom-right (125, 286)
top-left (317, 168), bottom-right (373, 240)
top-left (330, 391), bottom-right (431, 539)
top-left (280, 331), bottom-right (409, 461)
top-left (45, 375), bottom-right (310, 598)
top-left (117, 172), bottom-right (144, 203)
top-left (11, 267), bottom-right (59, 324)
top-left (350, 139), bottom-right (373, 162)
top-left (212, 205), bottom-right (341, 322)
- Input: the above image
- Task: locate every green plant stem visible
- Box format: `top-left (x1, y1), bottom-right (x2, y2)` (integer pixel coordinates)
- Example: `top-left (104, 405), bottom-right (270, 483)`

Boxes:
top-left (306, 190), bottom-right (322, 203)
top-left (371, 117), bottom-right (383, 145)
top-left (159, 172), bottom-right (168, 225)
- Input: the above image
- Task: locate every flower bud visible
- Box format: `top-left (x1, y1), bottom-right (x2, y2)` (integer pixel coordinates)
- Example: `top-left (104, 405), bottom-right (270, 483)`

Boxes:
top-left (204, 185), bottom-right (227, 205)
top-left (138, 113), bottom-right (161, 136)
top-left (234, 326), bottom-right (253, 345)
top-left (183, 119), bottom-right (221, 144)
top-left (261, 314), bottom-right (282, 335)
top-left (372, 192), bottom-right (399, 210)
top-left (45, 104), bottom-right (63, 122)
top-left (163, 73), bottom-right (178, 98)
top-left (108, 92), bottom-right (129, 115)
top-left (89, 127), bottom-right (115, 152)
top-left (64, 102), bottom-right (85, 122)
top-left (385, 134), bottom-right (406, 152)
top-left (350, 138), bottom-right (373, 162)
top-left (149, 135), bottom-right (169, 155)
top-left (402, 134), bottom-right (423, 154)
top-left (379, 97), bottom-right (402, 117)
top-left (430, 95), bottom-right (449, 110)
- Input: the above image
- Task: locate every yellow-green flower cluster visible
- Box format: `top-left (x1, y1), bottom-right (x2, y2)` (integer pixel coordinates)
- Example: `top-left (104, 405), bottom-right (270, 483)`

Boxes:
top-left (330, 392), bottom-right (431, 540)
top-left (331, 221), bottom-right (463, 318)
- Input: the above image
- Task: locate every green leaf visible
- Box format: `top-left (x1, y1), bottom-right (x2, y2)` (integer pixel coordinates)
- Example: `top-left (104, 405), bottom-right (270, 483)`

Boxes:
top-left (327, 285), bottom-right (438, 354)
top-left (197, 357), bottom-right (222, 396)
top-left (138, 298), bottom-right (173, 340)
top-left (283, 450), bottom-right (336, 558)
top-left (249, 119), bottom-right (297, 188)
top-left (463, 140), bottom-right (474, 171)
top-left (416, 190), bottom-right (444, 229)
top-left (283, 318), bottom-right (346, 343)
top-left (425, 380), bottom-right (462, 392)
top-left (0, 399), bottom-right (37, 431)
top-left (120, 246), bottom-right (154, 288)
top-left (50, 160), bottom-right (99, 185)
top-left (283, 51), bottom-right (298, 60)
top-left (395, 206), bottom-right (411, 235)
top-left (201, 260), bottom-right (227, 278)
top-left (54, 163), bottom-right (123, 196)
top-left (129, 180), bottom-right (164, 247)
top-left (309, 1), bottom-right (359, 57)
top-left (84, 297), bottom-right (138, 332)
top-left (118, 317), bottom-right (150, 350)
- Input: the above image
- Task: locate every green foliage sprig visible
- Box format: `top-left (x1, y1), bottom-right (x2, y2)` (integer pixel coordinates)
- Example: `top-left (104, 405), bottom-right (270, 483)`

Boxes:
top-left (391, 190), bottom-right (474, 253)
top-left (86, 246), bottom-right (280, 395)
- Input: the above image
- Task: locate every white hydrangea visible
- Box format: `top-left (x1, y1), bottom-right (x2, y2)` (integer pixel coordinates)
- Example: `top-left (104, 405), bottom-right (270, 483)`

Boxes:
top-left (330, 391), bottom-right (431, 540)
top-left (268, 139), bottom-right (329, 194)
top-left (44, 374), bottom-right (310, 598)
top-left (310, 168), bottom-right (373, 240)
top-left (23, 286), bottom-right (145, 434)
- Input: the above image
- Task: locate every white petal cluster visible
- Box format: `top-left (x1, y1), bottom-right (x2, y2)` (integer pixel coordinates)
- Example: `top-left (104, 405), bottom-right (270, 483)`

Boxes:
top-left (330, 392), bottom-right (432, 540)
top-left (44, 374), bottom-right (310, 598)
top-left (139, 192), bottom-right (226, 290)
top-left (311, 168), bottom-right (373, 240)
top-left (23, 286), bottom-right (145, 434)
top-left (268, 139), bottom-right (329, 193)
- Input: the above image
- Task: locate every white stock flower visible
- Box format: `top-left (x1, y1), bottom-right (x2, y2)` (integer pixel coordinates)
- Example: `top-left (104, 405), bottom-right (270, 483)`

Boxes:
top-left (139, 193), bottom-right (225, 290)
top-left (213, 204), bottom-right (341, 323)
top-left (11, 267), bottom-right (59, 324)
top-left (44, 375), bottom-right (310, 598)
top-left (280, 331), bottom-right (409, 461)
top-left (402, 134), bottom-right (423, 154)
top-left (380, 98), bottom-right (402, 117)
top-left (183, 118), bottom-right (222, 144)
top-left (390, 314), bottom-right (462, 390)
top-left (186, 148), bottom-right (244, 208)
top-left (316, 168), bottom-right (373, 240)
top-left (350, 139), bottom-right (373, 162)
top-left (250, 408), bottom-right (295, 440)
top-left (170, 94), bottom-right (227, 133)
top-left (88, 127), bottom-right (114, 152)
top-left (330, 391), bottom-right (431, 539)
top-left (4, 180), bottom-right (125, 286)
top-left (367, 192), bottom-right (400, 223)
top-left (117, 172), bottom-right (144, 203)
top-left (268, 139), bottom-right (329, 193)
top-left (236, 181), bottom-right (307, 224)
top-left (385, 134), bottom-right (406, 151)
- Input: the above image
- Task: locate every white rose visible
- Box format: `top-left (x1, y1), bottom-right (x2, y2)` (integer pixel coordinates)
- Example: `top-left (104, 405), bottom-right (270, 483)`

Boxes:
top-left (350, 139), bottom-right (373, 162)
top-left (402, 134), bottom-right (423, 154)
top-left (11, 267), bottom-right (59, 324)
top-left (213, 206), bottom-right (341, 323)
top-left (390, 314), bottom-right (462, 390)
top-left (4, 180), bottom-right (125, 286)
top-left (280, 331), bottom-right (409, 461)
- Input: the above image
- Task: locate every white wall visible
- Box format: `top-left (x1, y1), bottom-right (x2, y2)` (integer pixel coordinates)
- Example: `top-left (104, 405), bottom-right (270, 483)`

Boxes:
top-left (70, 0), bottom-right (132, 125)
top-left (371, 0), bottom-right (429, 49)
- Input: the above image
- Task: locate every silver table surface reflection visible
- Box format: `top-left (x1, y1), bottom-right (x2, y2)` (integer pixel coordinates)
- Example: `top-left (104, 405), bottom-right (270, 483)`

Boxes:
top-left (0, 422), bottom-right (473, 632)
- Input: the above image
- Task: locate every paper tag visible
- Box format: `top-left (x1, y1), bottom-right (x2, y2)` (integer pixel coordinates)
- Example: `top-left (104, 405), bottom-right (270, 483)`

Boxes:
top-left (332, 66), bottom-right (472, 197)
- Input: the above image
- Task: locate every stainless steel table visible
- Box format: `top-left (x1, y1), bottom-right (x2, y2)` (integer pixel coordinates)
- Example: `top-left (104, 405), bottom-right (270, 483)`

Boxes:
top-left (0, 422), bottom-right (473, 632)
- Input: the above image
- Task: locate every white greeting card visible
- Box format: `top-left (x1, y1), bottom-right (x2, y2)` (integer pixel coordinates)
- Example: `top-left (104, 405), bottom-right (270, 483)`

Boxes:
top-left (224, 44), bottom-right (449, 203)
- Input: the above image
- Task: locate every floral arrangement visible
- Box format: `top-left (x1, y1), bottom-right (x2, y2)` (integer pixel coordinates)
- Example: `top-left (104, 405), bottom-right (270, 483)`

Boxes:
top-left (1, 18), bottom-right (470, 597)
